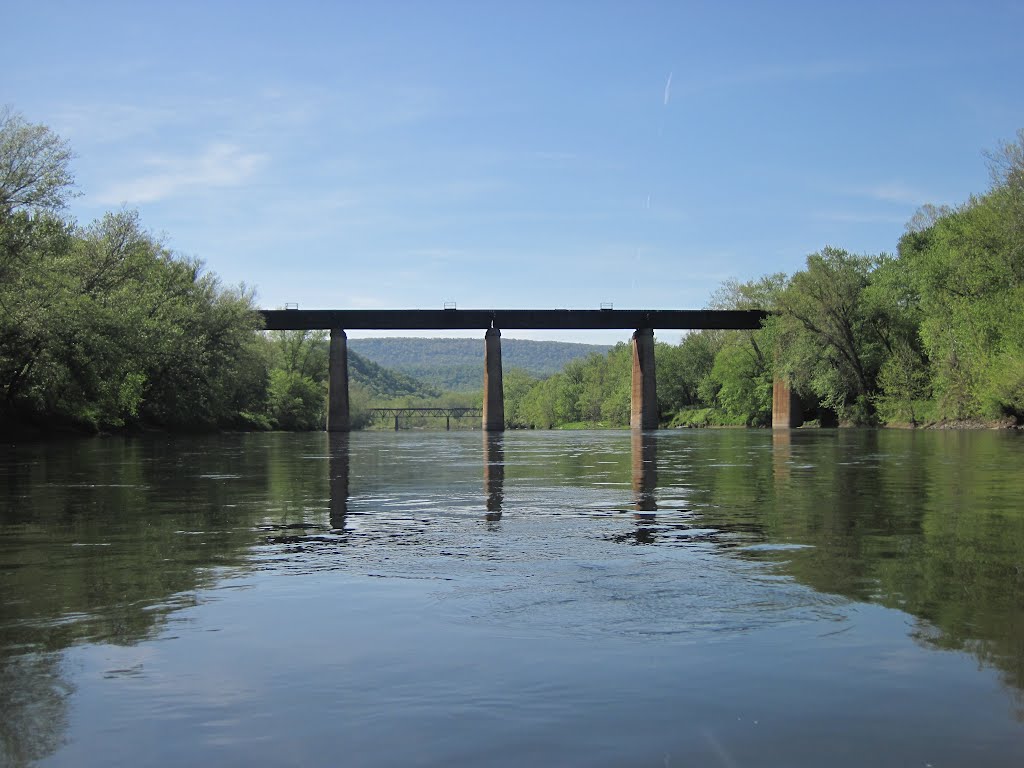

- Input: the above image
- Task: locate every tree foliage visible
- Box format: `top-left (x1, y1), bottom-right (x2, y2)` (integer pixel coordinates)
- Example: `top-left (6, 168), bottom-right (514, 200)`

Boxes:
top-left (4, 108), bottom-right (1022, 432)
top-left (0, 105), bottom-right (76, 214)
top-left (1, 110), bottom-right (267, 431)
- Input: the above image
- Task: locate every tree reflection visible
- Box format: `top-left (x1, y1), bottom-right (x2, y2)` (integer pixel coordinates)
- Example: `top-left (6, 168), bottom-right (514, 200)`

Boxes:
top-left (0, 652), bottom-right (71, 767)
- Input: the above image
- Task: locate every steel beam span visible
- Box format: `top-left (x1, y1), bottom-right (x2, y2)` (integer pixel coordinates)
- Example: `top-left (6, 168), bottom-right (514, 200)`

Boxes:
top-left (259, 308), bottom-right (768, 331)
top-left (368, 407), bottom-right (482, 418)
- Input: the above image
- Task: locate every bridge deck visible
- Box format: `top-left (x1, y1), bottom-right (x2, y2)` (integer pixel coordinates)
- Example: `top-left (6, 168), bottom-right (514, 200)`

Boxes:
top-left (260, 308), bottom-right (767, 331)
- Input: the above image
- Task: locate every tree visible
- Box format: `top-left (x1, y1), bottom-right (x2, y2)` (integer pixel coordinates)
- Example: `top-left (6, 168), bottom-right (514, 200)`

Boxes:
top-left (268, 330), bottom-right (329, 382)
top-left (698, 275), bottom-right (784, 425)
top-left (0, 106), bottom-right (76, 214)
top-left (776, 248), bottom-right (887, 423)
top-left (898, 183), bottom-right (1024, 419)
top-left (1, 112), bottom-right (268, 431)
top-left (267, 369), bottom-right (325, 430)
top-left (503, 367), bottom-right (538, 428)
top-left (709, 342), bottom-right (773, 425)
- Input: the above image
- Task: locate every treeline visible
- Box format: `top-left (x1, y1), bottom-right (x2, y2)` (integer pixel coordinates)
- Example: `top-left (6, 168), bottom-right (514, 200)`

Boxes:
top-left (0, 107), bottom-right (265, 432)
top-left (503, 130), bottom-right (1024, 429)
top-left (5, 106), bottom-right (1022, 432)
top-left (0, 108), bottom-right (439, 434)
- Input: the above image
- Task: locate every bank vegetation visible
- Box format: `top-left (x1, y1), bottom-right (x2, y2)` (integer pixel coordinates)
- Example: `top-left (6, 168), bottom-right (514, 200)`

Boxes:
top-left (2, 107), bottom-right (1022, 432)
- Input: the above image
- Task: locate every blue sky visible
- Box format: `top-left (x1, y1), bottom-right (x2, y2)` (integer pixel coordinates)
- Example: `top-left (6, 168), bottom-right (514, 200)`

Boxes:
top-left (7, 1), bottom-right (1024, 343)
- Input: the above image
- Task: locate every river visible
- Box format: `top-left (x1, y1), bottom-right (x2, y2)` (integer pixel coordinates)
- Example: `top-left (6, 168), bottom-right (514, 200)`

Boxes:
top-left (1, 429), bottom-right (1023, 766)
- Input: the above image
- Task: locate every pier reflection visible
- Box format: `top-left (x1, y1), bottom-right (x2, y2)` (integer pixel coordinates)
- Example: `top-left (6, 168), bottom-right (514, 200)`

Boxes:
top-left (772, 427), bottom-right (791, 482)
top-left (483, 433), bottom-right (504, 521)
top-left (328, 434), bottom-right (350, 531)
top-left (629, 431), bottom-right (658, 544)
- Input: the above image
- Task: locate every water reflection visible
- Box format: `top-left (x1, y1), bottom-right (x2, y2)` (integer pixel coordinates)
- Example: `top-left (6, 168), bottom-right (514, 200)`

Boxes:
top-left (3, 430), bottom-right (1024, 764)
top-left (483, 433), bottom-right (504, 521)
top-left (772, 427), bottom-right (791, 481)
top-left (631, 431), bottom-right (657, 513)
top-left (0, 651), bottom-right (71, 767)
top-left (611, 431), bottom-right (659, 545)
top-left (328, 434), bottom-right (350, 531)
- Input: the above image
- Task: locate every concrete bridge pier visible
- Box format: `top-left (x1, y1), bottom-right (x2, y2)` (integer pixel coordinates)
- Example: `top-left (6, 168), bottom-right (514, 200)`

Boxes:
top-left (630, 328), bottom-right (658, 430)
top-left (483, 327), bottom-right (505, 432)
top-left (772, 378), bottom-right (802, 429)
top-left (327, 328), bottom-right (350, 432)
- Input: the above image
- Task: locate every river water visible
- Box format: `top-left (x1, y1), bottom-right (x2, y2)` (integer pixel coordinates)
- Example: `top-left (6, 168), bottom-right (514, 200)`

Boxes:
top-left (1, 429), bottom-right (1023, 767)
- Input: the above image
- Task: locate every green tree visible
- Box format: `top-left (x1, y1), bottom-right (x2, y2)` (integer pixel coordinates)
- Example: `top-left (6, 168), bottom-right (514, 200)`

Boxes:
top-left (896, 128), bottom-right (1024, 422)
top-left (0, 106), bottom-right (75, 214)
top-left (267, 369), bottom-right (325, 430)
top-left (698, 275), bottom-right (784, 425)
top-left (503, 367), bottom-right (539, 428)
top-left (776, 248), bottom-right (887, 423)
top-left (269, 330), bottom-right (329, 382)
top-left (708, 342), bottom-right (773, 425)
top-left (1, 110), bottom-right (268, 431)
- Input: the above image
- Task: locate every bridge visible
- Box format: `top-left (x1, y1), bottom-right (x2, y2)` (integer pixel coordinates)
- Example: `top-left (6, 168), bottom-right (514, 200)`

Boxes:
top-left (259, 307), bottom-right (800, 431)
top-left (368, 407), bottom-right (483, 431)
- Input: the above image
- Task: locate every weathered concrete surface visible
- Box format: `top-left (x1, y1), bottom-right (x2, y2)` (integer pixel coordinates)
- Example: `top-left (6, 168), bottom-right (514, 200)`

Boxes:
top-left (772, 378), bottom-right (803, 429)
top-left (483, 328), bottom-right (505, 432)
top-left (630, 328), bottom-right (658, 430)
top-left (327, 329), bottom-right (350, 432)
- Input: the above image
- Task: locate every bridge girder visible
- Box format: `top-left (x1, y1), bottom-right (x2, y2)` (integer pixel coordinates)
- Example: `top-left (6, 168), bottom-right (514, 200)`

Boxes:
top-left (260, 308), bottom-right (767, 331)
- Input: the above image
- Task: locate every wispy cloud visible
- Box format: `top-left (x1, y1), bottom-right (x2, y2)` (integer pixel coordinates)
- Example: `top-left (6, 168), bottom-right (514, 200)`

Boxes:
top-left (856, 181), bottom-right (928, 205)
top-left (96, 143), bottom-right (267, 204)
top-left (54, 103), bottom-right (182, 145)
top-left (677, 59), bottom-right (873, 96)
top-left (813, 210), bottom-right (907, 224)
top-left (664, 72), bottom-right (673, 105)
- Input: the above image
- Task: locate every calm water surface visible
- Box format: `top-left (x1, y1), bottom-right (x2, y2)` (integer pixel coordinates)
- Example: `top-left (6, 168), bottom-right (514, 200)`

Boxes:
top-left (2, 429), bottom-right (1023, 766)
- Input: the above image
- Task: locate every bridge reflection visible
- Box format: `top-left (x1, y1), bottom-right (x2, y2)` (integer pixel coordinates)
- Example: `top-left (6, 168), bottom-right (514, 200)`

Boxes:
top-left (327, 432), bottom-right (664, 532)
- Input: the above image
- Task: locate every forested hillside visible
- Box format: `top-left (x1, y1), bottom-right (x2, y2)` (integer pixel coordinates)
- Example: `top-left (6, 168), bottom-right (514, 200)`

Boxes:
top-left (349, 337), bottom-right (611, 391)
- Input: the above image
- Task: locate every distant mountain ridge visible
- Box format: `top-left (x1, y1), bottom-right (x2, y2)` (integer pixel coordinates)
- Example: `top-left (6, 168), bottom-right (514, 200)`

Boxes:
top-left (349, 337), bottom-right (612, 392)
top-left (348, 349), bottom-right (441, 399)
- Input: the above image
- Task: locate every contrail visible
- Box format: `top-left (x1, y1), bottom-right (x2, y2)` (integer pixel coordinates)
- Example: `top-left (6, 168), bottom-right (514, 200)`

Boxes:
top-left (664, 71), bottom-right (673, 105)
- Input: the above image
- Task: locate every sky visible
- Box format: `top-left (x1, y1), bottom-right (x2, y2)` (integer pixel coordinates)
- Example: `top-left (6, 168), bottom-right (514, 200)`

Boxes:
top-left (6, 0), bottom-right (1024, 344)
